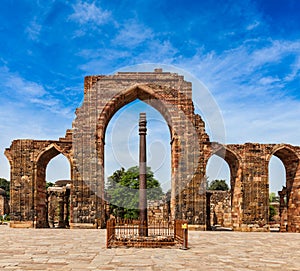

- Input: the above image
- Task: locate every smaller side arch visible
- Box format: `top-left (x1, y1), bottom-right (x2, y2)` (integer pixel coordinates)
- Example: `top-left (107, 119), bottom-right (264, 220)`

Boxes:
top-left (267, 144), bottom-right (300, 232)
top-left (34, 143), bottom-right (72, 228)
top-left (206, 143), bottom-right (243, 230)
top-left (35, 143), bottom-right (72, 168)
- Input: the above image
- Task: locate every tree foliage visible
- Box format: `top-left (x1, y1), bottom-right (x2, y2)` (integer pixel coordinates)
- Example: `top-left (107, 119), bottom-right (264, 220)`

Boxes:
top-left (106, 166), bottom-right (163, 219)
top-left (269, 205), bottom-right (276, 221)
top-left (269, 193), bottom-right (279, 221)
top-left (269, 192), bottom-right (279, 203)
top-left (207, 179), bottom-right (229, 191)
top-left (46, 182), bottom-right (54, 189)
top-left (0, 178), bottom-right (10, 199)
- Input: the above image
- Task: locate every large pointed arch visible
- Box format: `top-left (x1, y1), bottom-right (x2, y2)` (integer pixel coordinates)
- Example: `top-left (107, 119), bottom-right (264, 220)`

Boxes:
top-left (72, 72), bottom-right (209, 227)
top-left (96, 84), bottom-right (196, 223)
top-left (96, 84), bottom-right (175, 143)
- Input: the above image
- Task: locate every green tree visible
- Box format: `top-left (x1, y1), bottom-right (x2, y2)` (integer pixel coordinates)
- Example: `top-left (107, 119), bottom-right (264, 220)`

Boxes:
top-left (269, 192), bottom-right (278, 222)
top-left (269, 192), bottom-right (279, 203)
top-left (269, 205), bottom-right (276, 221)
top-left (208, 179), bottom-right (229, 191)
top-left (0, 178), bottom-right (10, 199)
top-left (46, 182), bottom-right (54, 189)
top-left (106, 166), bottom-right (163, 219)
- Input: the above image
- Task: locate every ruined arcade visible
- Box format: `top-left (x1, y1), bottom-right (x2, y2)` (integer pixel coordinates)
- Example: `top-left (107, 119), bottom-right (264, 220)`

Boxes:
top-left (5, 69), bottom-right (300, 232)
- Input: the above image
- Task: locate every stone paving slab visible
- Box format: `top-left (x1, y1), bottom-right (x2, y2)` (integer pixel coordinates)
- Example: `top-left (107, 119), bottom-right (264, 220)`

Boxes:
top-left (0, 225), bottom-right (300, 270)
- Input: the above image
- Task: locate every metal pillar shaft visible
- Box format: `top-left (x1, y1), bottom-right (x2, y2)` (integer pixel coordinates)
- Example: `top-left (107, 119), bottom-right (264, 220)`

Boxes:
top-left (139, 112), bottom-right (148, 236)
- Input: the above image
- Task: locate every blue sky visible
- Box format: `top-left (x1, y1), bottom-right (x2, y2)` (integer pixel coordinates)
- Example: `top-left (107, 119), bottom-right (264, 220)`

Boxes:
top-left (1, 0), bottom-right (300, 193)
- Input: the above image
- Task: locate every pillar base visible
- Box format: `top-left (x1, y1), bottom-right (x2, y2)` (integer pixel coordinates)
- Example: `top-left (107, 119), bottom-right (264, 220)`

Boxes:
top-left (10, 221), bottom-right (34, 228)
top-left (69, 223), bottom-right (96, 229)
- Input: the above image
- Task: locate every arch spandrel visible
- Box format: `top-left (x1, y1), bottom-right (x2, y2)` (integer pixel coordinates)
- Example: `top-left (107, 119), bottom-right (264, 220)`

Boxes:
top-left (265, 144), bottom-right (299, 162)
top-left (96, 84), bottom-right (195, 142)
top-left (35, 143), bottom-right (73, 168)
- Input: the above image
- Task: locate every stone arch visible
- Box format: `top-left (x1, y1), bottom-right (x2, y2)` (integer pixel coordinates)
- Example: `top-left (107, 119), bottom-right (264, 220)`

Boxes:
top-left (35, 143), bottom-right (73, 166)
top-left (207, 144), bottom-right (243, 229)
top-left (72, 72), bottom-right (209, 227)
top-left (268, 144), bottom-right (300, 232)
top-left (34, 144), bottom-right (72, 228)
top-left (209, 145), bottom-right (241, 188)
top-left (96, 84), bottom-right (174, 141)
top-left (96, 85), bottom-right (182, 221)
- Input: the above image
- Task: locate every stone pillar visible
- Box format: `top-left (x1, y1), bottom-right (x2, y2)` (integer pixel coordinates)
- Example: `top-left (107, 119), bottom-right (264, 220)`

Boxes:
top-left (206, 192), bottom-right (212, 230)
top-left (47, 192), bottom-right (55, 228)
top-left (64, 187), bottom-right (70, 228)
top-left (241, 144), bottom-right (269, 226)
top-left (279, 189), bottom-right (287, 232)
top-left (58, 193), bottom-right (65, 228)
top-left (139, 113), bottom-right (148, 236)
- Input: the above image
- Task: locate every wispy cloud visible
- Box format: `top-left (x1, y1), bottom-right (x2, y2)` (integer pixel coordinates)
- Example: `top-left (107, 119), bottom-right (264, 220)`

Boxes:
top-left (246, 20), bottom-right (260, 31)
top-left (78, 39), bottom-right (177, 74)
top-left (69, 1), bottom-right (111, 26)
top-left (175, 39), bottom-right (300, 144)
top-left (112, 20), bottom-right (153, 48)
top-left (0, 66), bottom-right (46, 97)
top-left (179, 39), bottom-right (300, 99)
top-left (0, 66), bottom-right (75, 117)
top-left (25, 17), bottom-right (42, 41)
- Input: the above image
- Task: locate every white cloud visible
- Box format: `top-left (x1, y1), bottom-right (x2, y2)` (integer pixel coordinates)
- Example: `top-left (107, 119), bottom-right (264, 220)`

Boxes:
top-left (0, 67), bottom-right (45, 97)
top-left (25, 17), bottom-right (42, 41)
top-left (284, 56), bottom-right (300, 82)
top-left (30, 97), bottom-right (59, 107)
top-left (258, 76), bottom-right (280, 85)
top-left (77, 40), bottom-right (177, 74)
top-left (69, 1), bottom-right (111, 26)
top-left (0, 66), bottom-right (76, 117)
top-left (181, 39), bottom-right (300, 96)
top-left (112, 21), bottom-right (154, 48)
top-left (246, 20), bottom-right (260, 31)
top-left (173, 39), bottom-right (300, 145)
top-left (250, 40), bottom-right (300, 69)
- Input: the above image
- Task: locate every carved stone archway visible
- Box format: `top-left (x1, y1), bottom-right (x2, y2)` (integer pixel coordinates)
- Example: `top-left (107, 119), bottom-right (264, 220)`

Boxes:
top-left (5, 132), bottom-right (72, 228)
top-left (72, 70), bottom-right (209, 228)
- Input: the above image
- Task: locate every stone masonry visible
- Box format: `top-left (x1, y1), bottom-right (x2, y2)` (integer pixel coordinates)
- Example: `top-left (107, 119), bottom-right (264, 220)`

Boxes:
top-left (0, 188), bottom-right (9, 216)
top-left (206, 190), bottom-right (232, 229)
top-left (4, 69), bottom-right (300, 232)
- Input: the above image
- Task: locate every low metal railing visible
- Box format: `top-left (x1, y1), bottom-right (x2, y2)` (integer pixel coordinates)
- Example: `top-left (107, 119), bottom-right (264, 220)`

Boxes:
top-left (106, 219), bottom-right (187, 248)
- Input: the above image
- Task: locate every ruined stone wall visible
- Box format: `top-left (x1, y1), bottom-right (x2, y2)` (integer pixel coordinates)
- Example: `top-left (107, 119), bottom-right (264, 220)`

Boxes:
top-left (5, 132), bottom-right (72, 228)
top-left (208, 190), bottom-right (232, 228)
top-left (147, 200), bottom-right (170, 223)
top-left (0, 193), bottom-right (9, 216)
top-left (4, 70), bottom-right (300, 232)
top-left (221, 143), bottom-right (300, 232)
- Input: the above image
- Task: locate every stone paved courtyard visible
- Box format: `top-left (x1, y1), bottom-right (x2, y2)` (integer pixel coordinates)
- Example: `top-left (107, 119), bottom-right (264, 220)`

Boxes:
top-left (0, 225), bottom-right (299, 270)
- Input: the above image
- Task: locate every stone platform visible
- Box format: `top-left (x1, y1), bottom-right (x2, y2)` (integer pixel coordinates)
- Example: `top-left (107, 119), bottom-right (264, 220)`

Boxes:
top-left (0, 225), bottom-right (299, 270)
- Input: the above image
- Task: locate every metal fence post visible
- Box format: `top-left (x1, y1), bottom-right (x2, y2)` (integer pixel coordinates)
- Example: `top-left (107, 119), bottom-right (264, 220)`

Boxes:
top-left (180, 223), bottom-right (188, 250)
